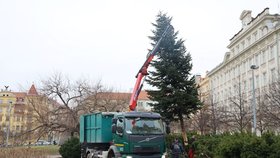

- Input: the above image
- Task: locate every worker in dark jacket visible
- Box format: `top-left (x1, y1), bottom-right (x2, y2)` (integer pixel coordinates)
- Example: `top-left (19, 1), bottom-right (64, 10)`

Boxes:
top-left (171, 138), bottom-right (184, 158)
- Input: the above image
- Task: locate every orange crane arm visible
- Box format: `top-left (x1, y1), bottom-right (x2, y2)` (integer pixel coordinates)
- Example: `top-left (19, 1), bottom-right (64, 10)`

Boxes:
top-left (129, 25), bottom-right (173, 111)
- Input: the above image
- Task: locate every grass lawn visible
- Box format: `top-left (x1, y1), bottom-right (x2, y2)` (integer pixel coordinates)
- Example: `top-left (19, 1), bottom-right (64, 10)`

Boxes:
top-left (0, 145), bottom-right (60, 158)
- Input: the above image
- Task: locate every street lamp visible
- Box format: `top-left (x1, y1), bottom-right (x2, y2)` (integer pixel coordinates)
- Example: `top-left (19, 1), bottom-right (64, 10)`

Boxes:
top-left (250, 65), bottom-right (259, 134)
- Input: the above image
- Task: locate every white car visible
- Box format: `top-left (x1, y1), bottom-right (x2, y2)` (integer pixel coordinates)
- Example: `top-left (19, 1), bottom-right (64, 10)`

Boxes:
top-left (35, 140), bottom-right (51, 145)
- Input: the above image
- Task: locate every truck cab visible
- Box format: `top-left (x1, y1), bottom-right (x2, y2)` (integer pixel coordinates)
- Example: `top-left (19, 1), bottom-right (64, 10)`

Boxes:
top-left (110, 112), bottom-right (166, 158)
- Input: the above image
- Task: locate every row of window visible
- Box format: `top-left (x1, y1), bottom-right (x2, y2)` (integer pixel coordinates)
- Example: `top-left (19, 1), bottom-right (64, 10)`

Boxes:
top-left (214, 45), bottom-right (277, 86)
top-left (0, 99), bottom-right (14, 104)
top-left (0, 125), bottom-right (24, 131)
top-left (0, 115), bottom-right (27, 122)
top-left (231, 26), bottom-right (269, 56)
top-left (213, 68), bottom-right (276, 102)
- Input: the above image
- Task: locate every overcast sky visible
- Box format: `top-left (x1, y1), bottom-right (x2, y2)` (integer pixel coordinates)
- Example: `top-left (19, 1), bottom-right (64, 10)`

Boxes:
top-left (0, 0), bottom-right (279, 92)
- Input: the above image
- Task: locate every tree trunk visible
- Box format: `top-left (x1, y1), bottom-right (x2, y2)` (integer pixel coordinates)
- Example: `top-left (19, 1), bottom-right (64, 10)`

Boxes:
top-left (179, 114), bottom-right (188, 148)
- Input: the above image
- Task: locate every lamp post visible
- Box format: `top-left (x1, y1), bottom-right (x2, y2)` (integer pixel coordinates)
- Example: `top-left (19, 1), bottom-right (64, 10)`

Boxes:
top-left (250, 65), bottom-right (259, 134)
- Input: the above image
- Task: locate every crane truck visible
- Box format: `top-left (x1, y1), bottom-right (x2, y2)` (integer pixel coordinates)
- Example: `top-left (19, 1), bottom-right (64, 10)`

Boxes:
top-left (80, 25), bottom-right (173, 158)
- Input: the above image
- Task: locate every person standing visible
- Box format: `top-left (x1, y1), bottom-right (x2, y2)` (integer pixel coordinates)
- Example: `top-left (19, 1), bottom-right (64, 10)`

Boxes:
top-left (188, 135), bottom-right (196, 158)
top-left (171, 138), bottom-right (184, 158)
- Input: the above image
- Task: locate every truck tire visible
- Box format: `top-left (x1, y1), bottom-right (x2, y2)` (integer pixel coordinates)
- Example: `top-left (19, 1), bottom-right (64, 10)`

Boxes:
top-left (87, 152), bottom-right (92, 158)
top-left (107, 151), bottom-right (115, 158)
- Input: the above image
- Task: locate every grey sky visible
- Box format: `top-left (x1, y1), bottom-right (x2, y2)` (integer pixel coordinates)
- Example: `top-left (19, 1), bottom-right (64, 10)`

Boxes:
top-left (0, 0), bottom-right (279, 92)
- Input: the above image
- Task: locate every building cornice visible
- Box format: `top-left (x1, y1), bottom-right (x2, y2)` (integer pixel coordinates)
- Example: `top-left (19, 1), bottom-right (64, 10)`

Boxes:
top-left (228, 14), bottom-right (279, 49)
top-left (208, 9), bottom-right (280, 77)
top-left (208, 26), bottom-right (280, 77)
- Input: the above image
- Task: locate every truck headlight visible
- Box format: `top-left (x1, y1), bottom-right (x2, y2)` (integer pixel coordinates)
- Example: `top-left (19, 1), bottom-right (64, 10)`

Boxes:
top-left (126, 156), bottom-right (133, 158)
top-left (161, 152), bottom-right (167, 158)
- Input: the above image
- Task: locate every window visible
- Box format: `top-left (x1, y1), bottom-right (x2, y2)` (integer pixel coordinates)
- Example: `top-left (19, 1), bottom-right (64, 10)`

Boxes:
top-left (243, 80), bottom-right (247, 91)
top-left (137, 102), bottom-right (143, 107)
top-left (256, 75), bottom-right (259, 88)
top-left (270, 45), bottom-right (276, 60)
top-left (6, 116), bottom-right (10, 122)
top-left (249, 58), bottom-right (253, 70)
top-left (236, 45), bottom-right (239, 54)
top-left (232, 49), bottom-right (235, 55)
top-left (263, 72), bottom-right (267, 86)
top-left (242, 62), bottom-right (246, 73)
top-left (225, 89), bottom-right (228, 98)
top-left (255, 54), bottom-right (259, 66)
top-left (262, 50), bottom-right (266, 64)
top-left (247, 37), bottom-right (251, 46)
top-left (116, 117), bottom-right (124, 135)
top-left (249, 78), bottom-right (252, 90)
top-left (253, 31), bottom-right (258, 41)
top-left (241, 41), bottom-right (245, 50)
top-left (125, 117), bottom-right (164, 135)
top-left (271, 68), bottom-right (276, 83)
top-left (263, 27), bottom-right (268, 35)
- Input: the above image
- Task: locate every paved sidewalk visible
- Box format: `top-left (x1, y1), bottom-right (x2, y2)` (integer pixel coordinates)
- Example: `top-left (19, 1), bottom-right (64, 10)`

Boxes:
top-left (47, 155), bottom-right (62, 158)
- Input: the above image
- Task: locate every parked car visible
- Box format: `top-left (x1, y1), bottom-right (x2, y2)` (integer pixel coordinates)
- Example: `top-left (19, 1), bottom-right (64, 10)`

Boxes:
top-left (35, 140), bottom-right (51, 146)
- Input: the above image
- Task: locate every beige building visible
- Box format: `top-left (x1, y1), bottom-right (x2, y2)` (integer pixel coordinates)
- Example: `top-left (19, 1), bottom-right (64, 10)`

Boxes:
top-left (0, 85), bottom-right (39, 145)
top-left (137, 91), bottom-right (155, 111)
top-left (0, 85), bottom-right (58, 145)
top-left (196, 74), bottom-right (210, 106)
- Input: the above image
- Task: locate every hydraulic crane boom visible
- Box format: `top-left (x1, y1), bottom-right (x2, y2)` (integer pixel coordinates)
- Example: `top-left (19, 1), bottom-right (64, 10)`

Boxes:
top-left (129, 25), bottom-right (173, 111)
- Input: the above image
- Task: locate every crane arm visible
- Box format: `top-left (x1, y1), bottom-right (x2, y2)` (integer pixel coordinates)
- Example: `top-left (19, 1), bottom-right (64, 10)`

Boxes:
top-left (129, 25), bottom-right (173, 111)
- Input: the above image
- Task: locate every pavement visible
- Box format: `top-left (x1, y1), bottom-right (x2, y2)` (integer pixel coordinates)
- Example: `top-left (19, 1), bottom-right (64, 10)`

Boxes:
top-left (47, 155), bottom-right (62, 158)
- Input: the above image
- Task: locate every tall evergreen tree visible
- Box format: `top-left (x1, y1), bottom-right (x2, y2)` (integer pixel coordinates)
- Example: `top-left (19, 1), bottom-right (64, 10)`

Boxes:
top-left (146, 12), bottom-right (201, 144)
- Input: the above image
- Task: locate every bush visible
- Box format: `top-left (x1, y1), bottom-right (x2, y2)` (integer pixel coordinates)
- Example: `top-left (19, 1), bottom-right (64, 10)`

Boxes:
top-left (59, 137), bottom-right (81, 158)
top-left (163, 132), bottom-right (280, 157)
top-left (195, 134), bottom-right (221, 158)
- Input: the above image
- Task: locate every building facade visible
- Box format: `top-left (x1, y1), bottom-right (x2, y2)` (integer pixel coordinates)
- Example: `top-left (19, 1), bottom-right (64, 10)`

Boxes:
top-left (0, 85), bottom-right (54, 145)
top-left (137, 91), bottom-right (155, 111)
top-left (200, 8), bottom-right (280, 133)
top-left (208, 8), bottom-right (280, 105)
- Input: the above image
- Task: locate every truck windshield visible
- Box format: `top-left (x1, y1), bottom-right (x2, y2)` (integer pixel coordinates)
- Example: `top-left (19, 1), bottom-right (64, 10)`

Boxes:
top-left (125, 117), bottom-right (164, 135)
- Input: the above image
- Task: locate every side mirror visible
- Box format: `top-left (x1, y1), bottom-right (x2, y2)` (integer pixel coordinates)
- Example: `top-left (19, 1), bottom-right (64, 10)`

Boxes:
top-left (112, 118), bottom-right (117, 124)
top-left (116, 126), bottom-right (123, 136)
top-left (163, 121), bottom-right (171, 134)
top-left (112, 124), bottom-right (116, 133)
top-left (166, 126), bottom-right (170, 134)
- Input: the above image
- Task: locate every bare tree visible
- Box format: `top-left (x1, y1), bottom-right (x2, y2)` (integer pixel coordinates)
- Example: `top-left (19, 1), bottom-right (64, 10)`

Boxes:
top-left (208, 93), bottom-right (227, 134)
top-left (81, 86), bottom-right (130, 113)
top-left (257, 91), bottom-right (272, 134)
top-left (263, 81), bottom-right (280, 132)
top-left (190, 105), bottom-right (211, 135)
top-left (0, 130), bottom-right (5, 145)
top-left (227, 79), bottom-right (251, 133)
top-left (39, 73), bottom-right (96, 136)
top-left (20, 73), bottom-right (131, 142)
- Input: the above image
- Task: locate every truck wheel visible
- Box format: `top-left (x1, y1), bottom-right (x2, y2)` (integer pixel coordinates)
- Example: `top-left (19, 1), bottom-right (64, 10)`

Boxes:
top-left (87, 152), bottom-right (92, 158)
top-left (107, 151), bottom-right (115, 158)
